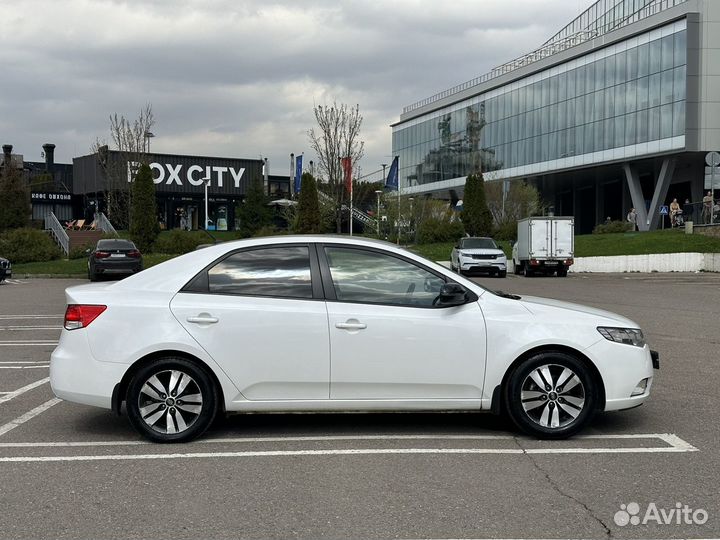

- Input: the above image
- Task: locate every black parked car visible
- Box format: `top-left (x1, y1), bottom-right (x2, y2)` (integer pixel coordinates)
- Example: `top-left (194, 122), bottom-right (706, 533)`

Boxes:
top-left (87, 239), bottom-right (143, 281)
top-left (0, 256), bottom-right (11, 283)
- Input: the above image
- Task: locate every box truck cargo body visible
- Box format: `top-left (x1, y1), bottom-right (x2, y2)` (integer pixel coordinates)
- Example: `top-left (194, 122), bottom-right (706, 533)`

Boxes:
top-left (512, 217), bottom-right (574, 277)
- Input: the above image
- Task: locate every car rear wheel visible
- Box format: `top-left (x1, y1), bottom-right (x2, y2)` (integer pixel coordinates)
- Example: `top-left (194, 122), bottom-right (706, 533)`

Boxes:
top-left (126, 357), bottom-right (218, 443)
top-left (505, 352), bottom-right (597, 439)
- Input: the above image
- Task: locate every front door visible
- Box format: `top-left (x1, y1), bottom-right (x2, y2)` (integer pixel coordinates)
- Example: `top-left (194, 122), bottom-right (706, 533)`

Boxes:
top-left (320, 245), bottom-right (487, 400)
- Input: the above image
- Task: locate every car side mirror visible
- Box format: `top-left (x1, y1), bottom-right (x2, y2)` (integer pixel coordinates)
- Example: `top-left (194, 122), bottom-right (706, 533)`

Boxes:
top-left (434, 283), bottom-right (468, 307)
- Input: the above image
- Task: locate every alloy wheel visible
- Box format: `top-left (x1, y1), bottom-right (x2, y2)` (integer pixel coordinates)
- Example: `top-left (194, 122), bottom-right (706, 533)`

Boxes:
top-left (520, 363), bottom-right (585, 429)
top-left (137, 369), bottom-right (204, 435)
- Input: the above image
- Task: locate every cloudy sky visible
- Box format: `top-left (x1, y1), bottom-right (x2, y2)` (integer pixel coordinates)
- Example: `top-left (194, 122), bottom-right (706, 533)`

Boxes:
top-left (1, 0), bottom-right (590, 179)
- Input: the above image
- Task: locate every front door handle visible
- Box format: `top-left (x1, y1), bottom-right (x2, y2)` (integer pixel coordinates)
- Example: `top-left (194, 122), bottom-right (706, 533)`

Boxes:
top-left (187, 315), bottom-right (219, 324)
top-left (335, 320), bottom-right (367, 330)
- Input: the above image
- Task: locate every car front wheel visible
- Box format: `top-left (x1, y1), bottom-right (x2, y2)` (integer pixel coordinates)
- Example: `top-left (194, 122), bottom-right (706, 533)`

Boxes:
top-left (126, 357), bottom-right (218, 443)
top-left (505, 352), bottom-right (597, 439)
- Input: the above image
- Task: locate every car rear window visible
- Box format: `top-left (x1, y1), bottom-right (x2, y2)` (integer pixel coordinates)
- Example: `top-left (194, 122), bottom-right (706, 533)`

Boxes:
top-left (97, 240), bottom-right (136, 250)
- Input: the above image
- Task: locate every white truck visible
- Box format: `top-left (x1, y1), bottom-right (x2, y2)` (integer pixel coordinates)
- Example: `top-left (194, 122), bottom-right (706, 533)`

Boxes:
top-left (512, 217), bottom-right (574, 277)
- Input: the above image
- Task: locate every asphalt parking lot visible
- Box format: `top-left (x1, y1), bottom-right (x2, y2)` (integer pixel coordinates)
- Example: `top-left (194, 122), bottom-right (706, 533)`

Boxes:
top-left (0, 273), bottom-right (718, 540)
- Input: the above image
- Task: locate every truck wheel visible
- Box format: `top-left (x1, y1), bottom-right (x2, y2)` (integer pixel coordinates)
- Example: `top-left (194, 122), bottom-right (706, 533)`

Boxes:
top-left (523, 265), bottom-right (533, 277)
top-left (557, 268), bottom-right (568, 277)
top-left (513, 262), bottom-right (522, 275)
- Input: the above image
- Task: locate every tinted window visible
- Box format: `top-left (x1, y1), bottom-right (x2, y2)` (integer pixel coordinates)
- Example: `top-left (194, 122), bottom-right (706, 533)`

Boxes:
top-left (97, 240), bottom-right (136, 250)
top-left (325, 247), bottom-right (445, 307)
top-left (208, 246), bottom-right (312, 298)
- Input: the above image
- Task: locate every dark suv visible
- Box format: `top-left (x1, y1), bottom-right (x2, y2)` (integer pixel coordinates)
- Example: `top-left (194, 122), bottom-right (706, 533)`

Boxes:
top-left (88, 239), bottom-right (143, 281)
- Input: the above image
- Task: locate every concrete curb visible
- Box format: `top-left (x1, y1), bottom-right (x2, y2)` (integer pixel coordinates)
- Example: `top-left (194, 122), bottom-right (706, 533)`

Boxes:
top-left (570, 252), bottom-right (720, 273)
top-left (15, 274), bottom-right (85, 279)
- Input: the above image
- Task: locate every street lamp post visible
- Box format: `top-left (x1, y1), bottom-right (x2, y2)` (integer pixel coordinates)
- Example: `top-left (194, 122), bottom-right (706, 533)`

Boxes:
top-left (204, 176), bottom-right (211, 230)
top-left (375, 190), bottom-right (383, 237)
top-left (144, 131), bottom-right (154, 153)
top-left (409, 197), bottom-right (414, 240)
top-left (381, 163), bottom-right (387, 184)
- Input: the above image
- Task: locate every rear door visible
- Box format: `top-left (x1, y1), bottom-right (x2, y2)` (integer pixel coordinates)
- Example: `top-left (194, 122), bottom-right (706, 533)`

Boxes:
top-left (170, 244), bottom-right (330, 400)
top-left (552, 219), bottom-right (574, 258)
top-left (530, 218), bottom-right (551, 258)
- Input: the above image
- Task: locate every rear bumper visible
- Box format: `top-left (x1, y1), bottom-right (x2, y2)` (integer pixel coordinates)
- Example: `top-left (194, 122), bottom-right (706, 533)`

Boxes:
top-left (50, 329), bottom-right (128, 409)
top-left (94, 261), bottom-right (142, 274)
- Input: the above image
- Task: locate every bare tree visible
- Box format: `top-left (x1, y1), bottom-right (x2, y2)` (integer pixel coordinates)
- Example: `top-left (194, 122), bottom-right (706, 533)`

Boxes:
top-left (308, 102), bottom-right (364, 232)
top-left (92, 104), bottom-right (155, 229)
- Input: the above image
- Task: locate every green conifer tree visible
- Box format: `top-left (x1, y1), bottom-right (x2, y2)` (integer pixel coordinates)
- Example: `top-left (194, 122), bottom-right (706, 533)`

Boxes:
top-left (236, 177), bottom-right (272, 237)
top-left (129, 163), bottom-right (159, 252)
top-left (295, 172), bottom-right (322, 234)
top-left (461, 172), bottom-right (493, 237)
top-left (0, 165), bottom-right (30, 231)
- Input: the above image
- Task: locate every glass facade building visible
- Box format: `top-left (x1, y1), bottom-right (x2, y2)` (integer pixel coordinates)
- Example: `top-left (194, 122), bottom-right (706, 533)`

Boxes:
top-left (393, 19), bottom-right (687, 191)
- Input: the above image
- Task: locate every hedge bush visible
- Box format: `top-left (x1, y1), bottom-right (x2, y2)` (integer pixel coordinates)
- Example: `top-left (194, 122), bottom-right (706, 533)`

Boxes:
top-left (416, 219), bottom-right (465, 244)
top-left (0, 228), bottom-right (61, 263)
top-left (593, 220), bottom-right (633, 234)
top-left (153, 230), bottom-right (214, 254)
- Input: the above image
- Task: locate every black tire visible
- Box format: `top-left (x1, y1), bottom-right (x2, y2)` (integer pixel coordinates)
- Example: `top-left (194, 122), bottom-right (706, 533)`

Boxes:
top-left (505, 351), bottom-right (597, 439)
top-left (498, 270), bottom-right (507, 278)
top-left (523, 264), bottom-right (533, 277)
top-left (513, 261), bottom-right (522, 275)
top-left (557, 268), bottom-right (568, 277)
top-left (126, 357), bottom-right (218, 443)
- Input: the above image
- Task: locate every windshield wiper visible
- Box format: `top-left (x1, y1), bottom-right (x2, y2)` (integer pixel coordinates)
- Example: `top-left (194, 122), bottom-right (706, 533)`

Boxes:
top-left (494, 290), bottom-right (521, 300)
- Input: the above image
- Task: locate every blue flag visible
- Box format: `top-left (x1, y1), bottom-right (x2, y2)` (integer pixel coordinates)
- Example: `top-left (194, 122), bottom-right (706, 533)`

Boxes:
top-left (385, 156), bottom-right (399, 191)
top-left (294, 155), bottom-right (303, 194)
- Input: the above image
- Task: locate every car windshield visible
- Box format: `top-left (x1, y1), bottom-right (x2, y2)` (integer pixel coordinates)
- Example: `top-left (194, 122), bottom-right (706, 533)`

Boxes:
top-left (460, 238), bottom-right (497, 249)
top-left (97, 240), bottom-right (136, 250)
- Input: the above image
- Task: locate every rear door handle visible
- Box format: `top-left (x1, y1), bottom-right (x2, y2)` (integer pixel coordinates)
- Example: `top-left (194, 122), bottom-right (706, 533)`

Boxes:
top-left (335, 321), bottom-right (367, 330)
top-left (187, 315), bottom-right (219, 324)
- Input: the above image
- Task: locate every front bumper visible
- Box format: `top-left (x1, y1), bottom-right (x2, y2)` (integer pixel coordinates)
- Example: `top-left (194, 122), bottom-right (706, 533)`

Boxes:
top-left (585, 339), bottom-right (656, 412)
top-left (459, 259), bottom-right (507, 272)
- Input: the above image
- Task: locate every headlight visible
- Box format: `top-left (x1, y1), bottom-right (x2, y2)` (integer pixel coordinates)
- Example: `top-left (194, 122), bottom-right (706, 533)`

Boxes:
top-left (597, 327), bottom-right (645, 347)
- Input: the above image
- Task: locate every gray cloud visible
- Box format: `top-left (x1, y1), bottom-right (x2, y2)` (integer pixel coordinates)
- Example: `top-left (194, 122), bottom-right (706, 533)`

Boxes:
top-left (1, 0), bottom-right (585, 179)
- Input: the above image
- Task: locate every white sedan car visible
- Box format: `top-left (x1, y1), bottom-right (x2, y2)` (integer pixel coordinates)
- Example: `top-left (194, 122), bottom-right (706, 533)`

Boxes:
top-left (451, 237), bottom-right (507, 277)
top-left (50, 236), bottom-right (658, 443)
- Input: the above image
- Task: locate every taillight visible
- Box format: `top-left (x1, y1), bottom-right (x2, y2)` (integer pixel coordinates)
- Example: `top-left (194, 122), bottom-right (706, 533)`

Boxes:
top-left (64, 304), bottom-right (107, 330)
top-left (127, 250), bottom-right (141, 258)
top-left (94, 251), bottom-right (110, 259)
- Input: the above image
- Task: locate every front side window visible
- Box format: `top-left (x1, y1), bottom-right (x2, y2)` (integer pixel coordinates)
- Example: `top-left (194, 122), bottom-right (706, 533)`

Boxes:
top-left (208, 246), bottom-right (312, 298)
top-left (324, 247), bottom-right (445, 307)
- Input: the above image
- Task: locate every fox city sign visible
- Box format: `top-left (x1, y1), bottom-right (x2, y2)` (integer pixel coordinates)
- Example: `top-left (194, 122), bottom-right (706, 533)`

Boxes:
top-left (127, 161), bottom-right (246, 189)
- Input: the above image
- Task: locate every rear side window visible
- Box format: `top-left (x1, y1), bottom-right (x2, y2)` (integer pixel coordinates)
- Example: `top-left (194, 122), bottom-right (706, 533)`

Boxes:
top-left (207, 246), bottom-right (313, 299)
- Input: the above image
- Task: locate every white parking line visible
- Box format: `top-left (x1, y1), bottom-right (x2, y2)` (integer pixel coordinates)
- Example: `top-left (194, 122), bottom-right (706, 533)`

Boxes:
top-left (0, 398), bottom-right (61, 438)
top-left (0, 432), bottom-right (696, 448)
top-left (0, 315), bottom-right (64, 319)
top-left (0, 326), bottom-right (62, 331)
top-left (0, 378), bottom-right (50, 405)
top-left (0, 361), bottom-right (50, 364)
top-left (0, 366), bottom-right (49, 369)
top-left (0, 341), bottom-right (58, 346)
top-left (0, 433), bottom-right (698, 461)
